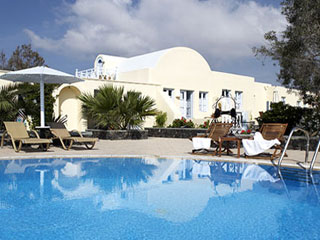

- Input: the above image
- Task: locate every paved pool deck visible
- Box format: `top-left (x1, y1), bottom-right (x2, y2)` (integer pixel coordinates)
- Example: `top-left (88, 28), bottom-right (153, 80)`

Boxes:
top-left (0, 137), bottom-right (319, 171)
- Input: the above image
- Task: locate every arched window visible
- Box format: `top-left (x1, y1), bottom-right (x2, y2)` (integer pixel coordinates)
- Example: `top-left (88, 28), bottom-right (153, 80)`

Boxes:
top-left (96, 58), bottom-right (104, 78)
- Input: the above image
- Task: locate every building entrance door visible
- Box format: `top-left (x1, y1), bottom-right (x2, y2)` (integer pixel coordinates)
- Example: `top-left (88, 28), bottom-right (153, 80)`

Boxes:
top-left (180, 90), bottom-right (193, 119)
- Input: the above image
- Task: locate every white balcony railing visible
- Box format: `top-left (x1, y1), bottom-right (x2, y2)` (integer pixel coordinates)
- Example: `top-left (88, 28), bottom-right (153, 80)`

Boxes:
top-left (75, 68), bottom-right (117, 80)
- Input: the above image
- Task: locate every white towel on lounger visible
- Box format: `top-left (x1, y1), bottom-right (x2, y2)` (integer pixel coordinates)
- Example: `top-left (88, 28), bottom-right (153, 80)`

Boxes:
top-left (192, 137), bottom-right (211, 150)
top-left (242, 132), bottom-right (280, 156)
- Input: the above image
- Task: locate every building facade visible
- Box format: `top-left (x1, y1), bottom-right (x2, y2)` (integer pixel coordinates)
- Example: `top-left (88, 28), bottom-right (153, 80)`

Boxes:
top-left (0, 47), bottom-right (303, 131)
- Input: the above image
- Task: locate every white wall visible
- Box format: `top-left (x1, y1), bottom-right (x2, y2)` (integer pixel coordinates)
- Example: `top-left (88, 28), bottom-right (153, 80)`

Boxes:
top-left (0, 47), bottom-right (305, 131)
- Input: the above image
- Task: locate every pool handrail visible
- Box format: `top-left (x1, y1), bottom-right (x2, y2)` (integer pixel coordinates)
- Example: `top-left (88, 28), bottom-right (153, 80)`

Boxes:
top-left (310, 137), bottom-right (320, 173)
top-left (277, 127), bottom-right (310, 173)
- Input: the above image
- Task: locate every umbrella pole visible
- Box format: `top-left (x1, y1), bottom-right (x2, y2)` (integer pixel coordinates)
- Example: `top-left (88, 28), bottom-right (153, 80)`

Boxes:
top-left (40, 78), bottom-right (45, 127)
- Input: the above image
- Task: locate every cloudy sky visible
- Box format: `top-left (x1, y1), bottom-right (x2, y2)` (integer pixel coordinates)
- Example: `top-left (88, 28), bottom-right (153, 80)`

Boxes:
top-left (0, 0), bottom-right (286, 85)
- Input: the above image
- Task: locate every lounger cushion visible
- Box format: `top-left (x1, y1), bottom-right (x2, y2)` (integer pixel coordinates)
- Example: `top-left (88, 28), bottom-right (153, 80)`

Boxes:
top-left (63, 137), bottom-right (98, 143)
top-left (21, 138), bottom-right (52, 144)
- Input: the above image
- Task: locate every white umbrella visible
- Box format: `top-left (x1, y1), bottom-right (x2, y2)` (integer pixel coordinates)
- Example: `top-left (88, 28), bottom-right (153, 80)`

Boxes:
top-left (0, 66), bottom-right (83, 127)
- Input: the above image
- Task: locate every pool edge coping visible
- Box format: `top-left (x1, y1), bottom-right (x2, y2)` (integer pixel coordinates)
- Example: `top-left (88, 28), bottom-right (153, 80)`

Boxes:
top-left (0, 153), bottom-right (318, 171)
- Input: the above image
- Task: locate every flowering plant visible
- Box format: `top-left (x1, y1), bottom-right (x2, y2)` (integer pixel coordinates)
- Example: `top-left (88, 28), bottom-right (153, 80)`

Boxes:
top-left (168, 117), bottom-right (195, 128)
top-left (199, 120), bottom-right (210, 129)
top-left (240, 129), bottom-right (252, 134)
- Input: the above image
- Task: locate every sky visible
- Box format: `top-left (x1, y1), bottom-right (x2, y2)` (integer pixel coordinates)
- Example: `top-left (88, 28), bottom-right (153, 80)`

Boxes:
top-left (0, 0), bottom-right (286, 85)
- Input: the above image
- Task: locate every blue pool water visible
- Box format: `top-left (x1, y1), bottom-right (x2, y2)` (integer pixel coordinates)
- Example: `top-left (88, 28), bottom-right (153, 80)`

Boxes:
top-left (0, 157), bottom-right (320, 239)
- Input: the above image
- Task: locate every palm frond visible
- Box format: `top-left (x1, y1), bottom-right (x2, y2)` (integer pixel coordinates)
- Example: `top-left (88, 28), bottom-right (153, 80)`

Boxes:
top-left (78, 85), bottom-right (157, 130)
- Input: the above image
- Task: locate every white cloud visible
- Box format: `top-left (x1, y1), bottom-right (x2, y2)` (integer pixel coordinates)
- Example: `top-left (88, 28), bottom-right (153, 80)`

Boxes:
top-left (25, 0), bottom-right (287, 61)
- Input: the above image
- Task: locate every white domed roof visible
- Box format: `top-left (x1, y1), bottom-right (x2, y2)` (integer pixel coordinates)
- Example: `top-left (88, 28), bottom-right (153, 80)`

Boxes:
top-left (117, 48), bottom-right (172, 73)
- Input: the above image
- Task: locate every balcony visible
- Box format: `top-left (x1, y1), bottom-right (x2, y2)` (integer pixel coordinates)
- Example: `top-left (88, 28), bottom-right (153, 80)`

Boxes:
top-left (75, 68), bottom-right (117, 80)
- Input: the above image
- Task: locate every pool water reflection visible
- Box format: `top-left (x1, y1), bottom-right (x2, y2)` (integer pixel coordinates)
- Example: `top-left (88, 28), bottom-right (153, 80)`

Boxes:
top-left (0, 157), bottom-right (320, 239)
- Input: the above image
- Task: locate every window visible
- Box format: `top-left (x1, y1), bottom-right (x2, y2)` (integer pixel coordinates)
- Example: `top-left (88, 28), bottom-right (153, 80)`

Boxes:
top-left (297, 101), bottom-right (301, 107)
top-left (281, 97), bottom-right (286, 103)
top-left (273, 91), bottom-right (279, 102)
top-left (222, 89), bottom-right (231, 97)
top-left (163, 88), bottom-right (174, 101)
top-left (266, 101), bottom-right (270, 111)
top-left (235, 91), bottom-right (243, 110)
top-left (199, 92), bottom-right (208, 112)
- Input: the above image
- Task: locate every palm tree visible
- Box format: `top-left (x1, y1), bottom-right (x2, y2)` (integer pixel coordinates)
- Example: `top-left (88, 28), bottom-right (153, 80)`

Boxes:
top-left (79, 85), bottom-right (123, 129)
top-left (120, 90), bottom-right (158, 129)
top-left (0, 84), bottom-right (19, 129)
top-left (79, 85), bottom-right (157, 130)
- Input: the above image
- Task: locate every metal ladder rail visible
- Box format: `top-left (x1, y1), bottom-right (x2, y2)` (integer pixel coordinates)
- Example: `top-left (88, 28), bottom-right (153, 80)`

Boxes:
top-left (277, 127), bottom-right (310, 174)
top-left (310, 137), bottom-right (320, 173)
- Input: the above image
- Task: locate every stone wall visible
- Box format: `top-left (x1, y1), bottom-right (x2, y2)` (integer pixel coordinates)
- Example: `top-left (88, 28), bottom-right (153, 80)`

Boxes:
top-left (89, 129), bottom-right (148, 140)
top-left (283, 136), bottom-right (319, 151)
top-left (146, 127), bottom-right (207, 139)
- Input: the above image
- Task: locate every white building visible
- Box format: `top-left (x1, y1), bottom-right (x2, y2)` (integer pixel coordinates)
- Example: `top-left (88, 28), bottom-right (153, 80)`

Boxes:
top-left (0, 47), bottom-right (303, 131)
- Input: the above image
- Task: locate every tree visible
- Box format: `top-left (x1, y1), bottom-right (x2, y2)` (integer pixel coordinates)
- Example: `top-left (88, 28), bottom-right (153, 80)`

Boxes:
top-left (79, 85), bottom-right (123, 129)
top-left (0, 44), bottom-right (58, 127)
top-left (253, 0), bottom-right (320, 108)
top-left (0, 50), bottom-right (7, 70)
top-left (119, 90), bottom-right (158, 129)
top-left (7, 44), bottom-right (45, 70)
top-left (79, 85), bottom-right (157, 130)
top-left (0, 84), bottom-right (19, 129)
top-left (16, 83), bottom-right (57, 127)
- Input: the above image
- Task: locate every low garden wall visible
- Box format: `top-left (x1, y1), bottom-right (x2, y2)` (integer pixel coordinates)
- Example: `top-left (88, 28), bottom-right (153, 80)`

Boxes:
top-left (145, 127), bottom-right (207, 139)
top-left (89, 129), bottom-right (148, 140)
top-left (283, 136), bottom-right (319, 151)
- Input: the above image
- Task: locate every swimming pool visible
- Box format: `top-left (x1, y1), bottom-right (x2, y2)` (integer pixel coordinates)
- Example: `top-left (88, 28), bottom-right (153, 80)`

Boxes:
top-left (0, 157), bottom-right (319, 239)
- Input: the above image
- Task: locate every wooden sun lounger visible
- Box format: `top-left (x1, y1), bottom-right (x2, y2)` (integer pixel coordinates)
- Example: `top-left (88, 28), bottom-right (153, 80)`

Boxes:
top-left (245, 123), bottom-right (288, 160)
top-left (191, 122), bottom-right (233, 155)
top-left (0, 121), bottom-right (52, 152)
top-left (48, 123), bottom-right (98, 150)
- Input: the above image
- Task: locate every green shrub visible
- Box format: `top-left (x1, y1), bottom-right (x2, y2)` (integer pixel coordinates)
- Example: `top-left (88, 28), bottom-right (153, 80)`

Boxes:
top-left (155, 111), bottom-right (167, 127)
top-left (168, 117), bottom-right (195, 128)
top-left (256, 102), bottom-right (318, 135)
